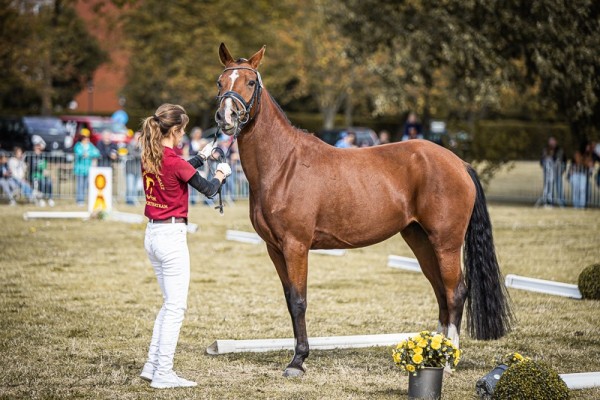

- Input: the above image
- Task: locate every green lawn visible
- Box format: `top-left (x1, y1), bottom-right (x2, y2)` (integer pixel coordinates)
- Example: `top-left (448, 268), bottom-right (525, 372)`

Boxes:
top-left (0, 201), bottom-right (599, 399)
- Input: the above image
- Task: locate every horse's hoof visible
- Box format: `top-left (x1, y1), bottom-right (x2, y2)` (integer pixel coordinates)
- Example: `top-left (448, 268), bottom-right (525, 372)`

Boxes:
top-left (283, 367), bottom-right (305, 378)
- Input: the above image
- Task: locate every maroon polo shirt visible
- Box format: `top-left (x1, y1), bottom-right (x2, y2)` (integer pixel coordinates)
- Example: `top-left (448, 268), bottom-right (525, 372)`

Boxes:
top-left (143, 147), bottom-right (196, 220)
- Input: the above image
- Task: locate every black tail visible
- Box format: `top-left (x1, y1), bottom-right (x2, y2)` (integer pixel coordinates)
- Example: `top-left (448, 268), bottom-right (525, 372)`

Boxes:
top-left (464, 166), bottom-right (513, 340)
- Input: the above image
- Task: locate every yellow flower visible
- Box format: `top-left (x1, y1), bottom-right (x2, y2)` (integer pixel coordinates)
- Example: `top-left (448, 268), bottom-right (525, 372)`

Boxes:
top-left (406, 365), bottom-right (415, 372)
top-left (431, 341), bottom-right (441, 350)
top-left (432, 334), bottom-right (443, 343)
top-left (393, 353), bottom-right (401, 364)
top-left (396, 341), bottom-right (406, 350)
top-left (412, 354), bottom-right (424, 364)
top-left (417, 339), bottom-right (428, 348)
top-left (513, 353), bottom-right (523, 361)
top-left (414, 347), bottom-right (423, 355)
top-left (408, 341), bottom-right (416, 349)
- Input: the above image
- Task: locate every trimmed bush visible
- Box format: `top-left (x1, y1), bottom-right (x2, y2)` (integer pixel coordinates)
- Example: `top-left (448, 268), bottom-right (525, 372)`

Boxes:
top-left (493, 359), bottom-right (569, 400)
top-left (578, 263), bottom-right (600, 300)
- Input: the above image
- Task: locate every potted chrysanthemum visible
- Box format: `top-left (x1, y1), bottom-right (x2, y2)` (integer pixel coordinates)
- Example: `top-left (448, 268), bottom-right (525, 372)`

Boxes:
top-left (392, 331), bottom-right (461, 399)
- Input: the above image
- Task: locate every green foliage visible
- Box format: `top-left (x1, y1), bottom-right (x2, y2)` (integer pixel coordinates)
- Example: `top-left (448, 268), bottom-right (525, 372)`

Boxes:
top-left (578, 264), bottom-right (600, 300)
top-left (493, 359), bottom-right (569, 400)
top-left (0, 0), bottom-right (106, 114)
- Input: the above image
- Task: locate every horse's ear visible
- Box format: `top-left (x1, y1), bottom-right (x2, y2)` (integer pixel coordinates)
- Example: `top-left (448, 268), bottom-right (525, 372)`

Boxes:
top-left (248, 45), bottom-right (266, 70)
top-left (219, 43), bottom-right (234, 66)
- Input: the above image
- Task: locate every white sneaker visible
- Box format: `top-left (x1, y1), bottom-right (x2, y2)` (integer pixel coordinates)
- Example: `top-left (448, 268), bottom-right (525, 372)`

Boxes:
top-left (140, 362), bottom-right (155, 382)
top-left (150, 371), bottom-right (197, 389)
top-left (48, 199), bottom-right (55, 207)
top-left (37, 199), bottom-right (46, 207)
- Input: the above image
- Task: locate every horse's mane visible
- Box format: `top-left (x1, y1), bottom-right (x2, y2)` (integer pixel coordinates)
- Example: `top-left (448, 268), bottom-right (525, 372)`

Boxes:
top-left (266, 91), bottom-right (310, 135)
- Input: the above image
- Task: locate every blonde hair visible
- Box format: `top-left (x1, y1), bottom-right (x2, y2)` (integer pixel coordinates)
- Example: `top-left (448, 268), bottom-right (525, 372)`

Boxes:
top-left (140, 103), bottom-right (189, 175)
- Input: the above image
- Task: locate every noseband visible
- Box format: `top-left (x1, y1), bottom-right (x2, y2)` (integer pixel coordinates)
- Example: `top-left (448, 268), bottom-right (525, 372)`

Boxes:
top-left (215, 66), bottom-right (263, 139)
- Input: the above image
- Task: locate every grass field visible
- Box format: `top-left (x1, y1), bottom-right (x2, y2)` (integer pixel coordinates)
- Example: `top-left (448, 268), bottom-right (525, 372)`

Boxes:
top-left (0, 200), bottom-right (599, 399)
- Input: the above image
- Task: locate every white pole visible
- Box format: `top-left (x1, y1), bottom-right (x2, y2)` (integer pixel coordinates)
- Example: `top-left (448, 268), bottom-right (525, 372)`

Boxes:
top-left (23, 211), bottom-right (91, 220)
top-left (560, 372), bottom-right (600, 390)
top-left (206, 332), bottom-right (417, 355)
top-left (504, 274), bottom-right (582, 299)
top-left (387, 255), bottom-right (421, 272)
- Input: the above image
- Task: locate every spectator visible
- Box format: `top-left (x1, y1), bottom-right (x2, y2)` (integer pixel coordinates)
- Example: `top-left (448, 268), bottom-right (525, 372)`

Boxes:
top-left (97, 131), bottom-right (118, 167)
top-left (125, 132), bottom-right (142, 205)
top-left (0, 150), bottom-right (17, 205)
top-left (216, 133), bottom-right (238, 203)
top-left (335, 131), bottom-right (357, 148)
top-left (378, 130), bottom-right (391, 145)
top-left (540, 136), bottom-right (567, 206)
top-left (401, 112), bottom-right (423, 141)
top-left (28, 136), bottom-right (54, 207)
top-left (567, 144), bottom-right (593, 209)
top-left (402, 126), bottom-right (424, 141)
top-left (8, 146), bottom-right (35, 203)
top-left (73, 129), bottom-right (100, 206)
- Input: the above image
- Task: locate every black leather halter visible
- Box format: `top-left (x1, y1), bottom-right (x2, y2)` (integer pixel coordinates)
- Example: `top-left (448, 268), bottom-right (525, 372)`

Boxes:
top-left (215, 66), bottom-right (263, 138)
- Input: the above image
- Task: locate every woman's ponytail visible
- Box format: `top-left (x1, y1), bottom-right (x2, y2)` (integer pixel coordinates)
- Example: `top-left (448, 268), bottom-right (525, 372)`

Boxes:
top-left (140, 104), bottom-right (189, 176)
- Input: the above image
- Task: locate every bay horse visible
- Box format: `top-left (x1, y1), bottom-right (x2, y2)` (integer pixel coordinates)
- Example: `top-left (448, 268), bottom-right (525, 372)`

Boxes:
top-left (214, 43), bottom-right (512, 377)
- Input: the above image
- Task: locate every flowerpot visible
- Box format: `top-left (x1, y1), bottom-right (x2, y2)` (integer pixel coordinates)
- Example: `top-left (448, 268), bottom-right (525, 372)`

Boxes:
top-left (408, 367), bottom-right (444, 400)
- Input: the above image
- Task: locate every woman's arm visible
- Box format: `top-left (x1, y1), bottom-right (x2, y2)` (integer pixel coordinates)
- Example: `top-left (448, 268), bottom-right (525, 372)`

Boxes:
top-left (187, 171), bottom-right (222, 198)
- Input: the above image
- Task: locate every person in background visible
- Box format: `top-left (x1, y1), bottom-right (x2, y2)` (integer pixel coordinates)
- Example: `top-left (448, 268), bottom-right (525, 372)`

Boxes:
top-left (29, 135), bottom-right (54, 207)
top-left (401, 112), bottom-right (423, 141)
top-left (378, 130), bottom-right (391, 145)
top-left (187, 127), bottom-right (204, 206)
top-left (125, 132), bottom-right (142, 205)
top-left (73, 129), bottom-right (100, 206)
top-left (138, 103), bottom-right (230, 389)
top-left (0, 150), bottom-right (18, 205)
top-left (540, 136), bottom-right (567, 206)
top-left (97, 131), bottom-right (118, 168)
top-left (335, 131), bottom-right (357, 148)
top-left (8, 146), bottom-right (35, 203)
top-left (567, 143), bottom-right (593, 209)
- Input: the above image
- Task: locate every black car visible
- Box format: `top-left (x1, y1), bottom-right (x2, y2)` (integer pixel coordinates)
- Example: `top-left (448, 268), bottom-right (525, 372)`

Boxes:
top-left (316, 127), bottom-right (380, 147)
top-left (0, 116), bottom-right (71, 153)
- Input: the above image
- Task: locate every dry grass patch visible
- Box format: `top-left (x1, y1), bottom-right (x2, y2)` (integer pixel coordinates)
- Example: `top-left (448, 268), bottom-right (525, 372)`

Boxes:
top-left (0, 201), bottom-right (599, 399)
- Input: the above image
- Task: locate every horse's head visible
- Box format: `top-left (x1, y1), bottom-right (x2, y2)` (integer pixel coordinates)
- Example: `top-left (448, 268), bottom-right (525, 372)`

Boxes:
top-left (215, 43), bottom-right (266, 137)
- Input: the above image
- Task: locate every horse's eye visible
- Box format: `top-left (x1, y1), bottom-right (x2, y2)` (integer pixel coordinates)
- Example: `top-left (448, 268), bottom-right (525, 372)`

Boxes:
top-left (248, 80), bottom-right (256, 87)
top-left (216, 81), bottom-right (222, 89)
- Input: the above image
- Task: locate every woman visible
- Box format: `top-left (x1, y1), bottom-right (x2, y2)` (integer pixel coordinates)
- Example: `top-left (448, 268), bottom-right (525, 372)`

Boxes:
top-left (139, 104), bottom-right (231, 389)
top-left (73, 129), bottom-right (100, 206)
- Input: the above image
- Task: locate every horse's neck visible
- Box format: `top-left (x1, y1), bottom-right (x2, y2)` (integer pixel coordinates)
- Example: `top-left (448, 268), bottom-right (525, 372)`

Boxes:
top-left (237, 90), bottom-right (302, 190)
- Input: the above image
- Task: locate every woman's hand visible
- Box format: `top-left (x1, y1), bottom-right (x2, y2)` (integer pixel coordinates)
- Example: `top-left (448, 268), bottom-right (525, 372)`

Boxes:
top-left (199, 142), bottom-right (218, 161)
top-left (216, 163), bottom-right (232, 178)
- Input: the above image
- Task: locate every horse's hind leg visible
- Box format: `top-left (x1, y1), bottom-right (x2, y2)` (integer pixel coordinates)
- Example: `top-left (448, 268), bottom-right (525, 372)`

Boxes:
top-left (266, 243), bottom-right (309, 377)
top-left (436, 249), bottom-right (467, 349)
top-left (401, 223), bottom-right (449, 334)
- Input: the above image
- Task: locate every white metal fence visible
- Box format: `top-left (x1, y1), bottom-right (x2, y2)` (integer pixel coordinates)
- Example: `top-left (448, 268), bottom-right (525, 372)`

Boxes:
top-left (0, 152), bottom-right (250, 205)
top-left (1, 152), bottom-right (599, 208)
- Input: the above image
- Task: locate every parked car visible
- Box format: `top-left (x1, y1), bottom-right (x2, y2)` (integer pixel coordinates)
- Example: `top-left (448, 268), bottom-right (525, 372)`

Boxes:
top-left (316, 127), bottom-right (380, 147)
top-left (0, 116), bottom-right (71, 153)
top-left (60, 115), bottom-right (132, 150)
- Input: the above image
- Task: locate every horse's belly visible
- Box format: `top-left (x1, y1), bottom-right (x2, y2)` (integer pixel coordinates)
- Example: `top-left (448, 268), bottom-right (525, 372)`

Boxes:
top-left (311, 219), bottom-right (402, 250)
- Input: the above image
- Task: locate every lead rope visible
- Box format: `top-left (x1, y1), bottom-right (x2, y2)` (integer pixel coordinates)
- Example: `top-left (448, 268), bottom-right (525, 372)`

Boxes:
top-left (210, 123), bottom-right (240, 215)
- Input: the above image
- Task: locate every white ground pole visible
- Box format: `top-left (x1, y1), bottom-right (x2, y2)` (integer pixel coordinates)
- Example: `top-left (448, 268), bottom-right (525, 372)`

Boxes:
top-left (560, 372), bottom-right (600, 390)
top-left (206, 332), bottom-right (418, 355)
top-left (387, 255), bottom-right (421, 272)
top-left (504, 274), bottom-right (582, 299)
top-left (23, 211), bottom-right (91, 220)
top-left (225, 230), bottom-right (345, 255)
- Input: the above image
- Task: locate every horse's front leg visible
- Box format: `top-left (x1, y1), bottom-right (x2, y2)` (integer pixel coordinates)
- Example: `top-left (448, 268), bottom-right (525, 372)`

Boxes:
top-left (266, 243), bottom-right (309, 377)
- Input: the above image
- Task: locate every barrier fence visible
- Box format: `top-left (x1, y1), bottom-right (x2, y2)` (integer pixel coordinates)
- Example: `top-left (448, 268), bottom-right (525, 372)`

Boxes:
top-left (1, 152), bottom-right (249, 206)
top-left (1, 152), bottom-right (599, 208)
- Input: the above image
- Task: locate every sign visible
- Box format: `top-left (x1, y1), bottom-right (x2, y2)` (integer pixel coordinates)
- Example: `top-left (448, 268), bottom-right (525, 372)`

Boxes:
top-left (88, 167), bottom-right (112, 214)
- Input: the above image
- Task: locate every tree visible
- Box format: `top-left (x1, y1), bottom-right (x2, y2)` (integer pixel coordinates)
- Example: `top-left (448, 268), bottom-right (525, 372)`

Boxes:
top-left (0, 0), bottom-right (106, 114)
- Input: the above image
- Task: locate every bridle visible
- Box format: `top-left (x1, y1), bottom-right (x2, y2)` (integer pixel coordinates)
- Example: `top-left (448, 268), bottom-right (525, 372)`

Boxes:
top-left (209, 66), bottom-right (263, 215)
top-left (214, 66), bottom-right (263, 140)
